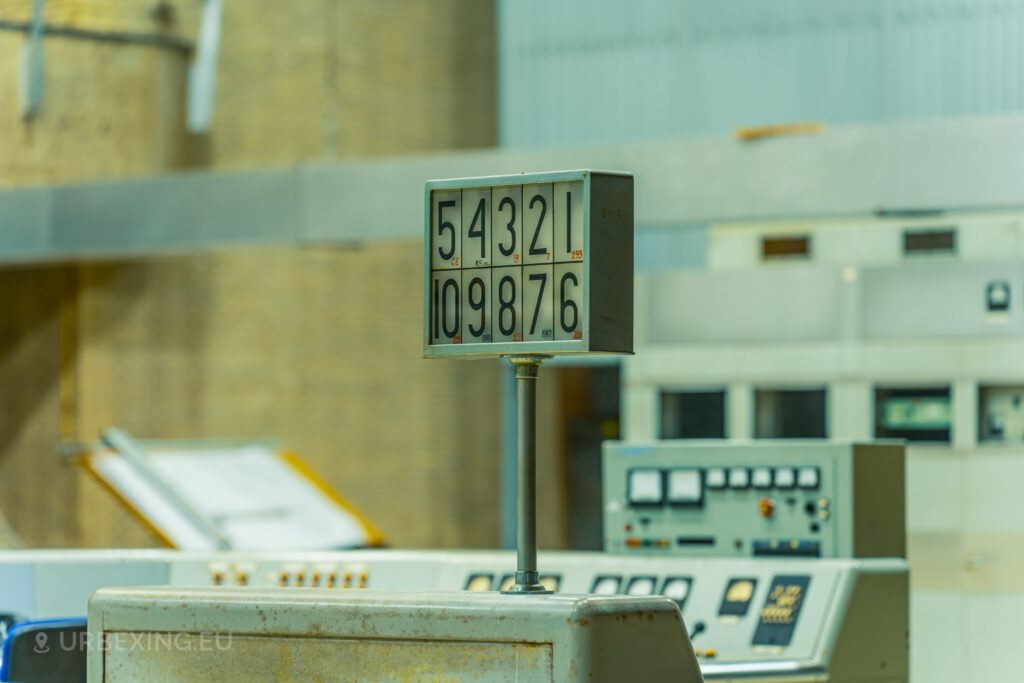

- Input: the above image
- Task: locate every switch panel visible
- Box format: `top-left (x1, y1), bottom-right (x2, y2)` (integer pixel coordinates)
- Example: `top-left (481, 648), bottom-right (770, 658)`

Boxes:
top-left (752, 575), bottom-right (811, 648)
top-left (603, 441), bottom-right (905, 559)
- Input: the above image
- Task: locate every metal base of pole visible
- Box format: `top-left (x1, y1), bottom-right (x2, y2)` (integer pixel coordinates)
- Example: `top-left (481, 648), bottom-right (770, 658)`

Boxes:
top-left (501, 355), bottom-right (552, 596)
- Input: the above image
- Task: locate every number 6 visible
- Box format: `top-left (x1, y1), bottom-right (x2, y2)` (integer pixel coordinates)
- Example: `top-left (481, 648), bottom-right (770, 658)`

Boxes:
top-left (559, 272), bottom-right (578, 333)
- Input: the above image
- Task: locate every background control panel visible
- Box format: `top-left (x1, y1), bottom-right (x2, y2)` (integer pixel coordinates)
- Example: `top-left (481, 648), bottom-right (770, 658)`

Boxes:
top-left (603, 441), bottom-right (905, 559)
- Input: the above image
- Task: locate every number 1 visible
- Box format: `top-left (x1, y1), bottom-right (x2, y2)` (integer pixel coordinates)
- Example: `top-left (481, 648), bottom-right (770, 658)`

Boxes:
top-left (565, 190), bottom-right (572, 253)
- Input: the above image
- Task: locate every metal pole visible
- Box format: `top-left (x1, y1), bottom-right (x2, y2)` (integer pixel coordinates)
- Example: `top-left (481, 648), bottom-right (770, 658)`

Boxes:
top-left (503, 355), bottom-right (551, 594)
top-left (500, 363), bottom-right (517, 549)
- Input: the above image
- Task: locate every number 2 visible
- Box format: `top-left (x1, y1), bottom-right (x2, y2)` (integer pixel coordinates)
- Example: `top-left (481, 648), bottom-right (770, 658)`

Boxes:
top-left (528, 194), bottom-right (546, 255)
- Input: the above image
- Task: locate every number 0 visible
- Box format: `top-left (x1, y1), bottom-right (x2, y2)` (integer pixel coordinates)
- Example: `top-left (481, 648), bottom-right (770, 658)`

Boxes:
top-left (440, 278), bottom-right (460, 339)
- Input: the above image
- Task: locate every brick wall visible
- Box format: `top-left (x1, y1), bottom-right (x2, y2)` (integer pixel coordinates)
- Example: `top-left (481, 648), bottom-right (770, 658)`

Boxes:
top-left (0, 2), bottom-right (571, 552)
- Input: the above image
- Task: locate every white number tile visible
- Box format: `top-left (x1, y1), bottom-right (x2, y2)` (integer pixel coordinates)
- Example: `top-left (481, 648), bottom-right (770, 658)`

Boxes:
top-left (553, 180), bottom-right (584, 264)
top-left (523, 265), bottom-right (554, 342)
top-left (490, 266), bottom-right (523, 343)
top-left (522, 183), bottom-right (553, 266)
top-left (430, 271), bottom-right (461, 344)
top-left (553, 262), bottom-right (584, 341)
top-left (460, 268), bottom-right (492, 343)
top-left (491, 185), bottom-right (522, 268)
top-left (461, 188), bottom-right (491, 268)
top-left (431, 190), bottom-right (461, 270)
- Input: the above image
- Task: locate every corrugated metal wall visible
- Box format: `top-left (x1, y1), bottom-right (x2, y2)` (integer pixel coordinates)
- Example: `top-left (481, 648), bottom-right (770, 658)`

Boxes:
top-left (499, 0), bottom-right (1024, 146)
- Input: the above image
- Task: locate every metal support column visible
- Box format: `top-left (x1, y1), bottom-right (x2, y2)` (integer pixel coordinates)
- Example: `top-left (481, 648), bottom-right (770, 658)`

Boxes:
top-left (503, 355), bottom-right (550, 594)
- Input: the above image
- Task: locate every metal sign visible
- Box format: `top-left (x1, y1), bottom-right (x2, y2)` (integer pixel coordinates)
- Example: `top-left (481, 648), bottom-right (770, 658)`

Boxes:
top-left (423, 170), bottom-right (633, 358)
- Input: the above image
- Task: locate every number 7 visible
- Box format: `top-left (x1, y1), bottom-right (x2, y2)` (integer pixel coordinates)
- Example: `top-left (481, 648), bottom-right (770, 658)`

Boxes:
top-left (529, 272), bottom-right (547, 335)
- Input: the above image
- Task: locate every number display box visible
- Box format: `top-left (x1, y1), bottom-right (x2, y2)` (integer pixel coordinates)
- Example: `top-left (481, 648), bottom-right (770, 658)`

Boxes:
top-left (424, 170), bottom-right (633, 358)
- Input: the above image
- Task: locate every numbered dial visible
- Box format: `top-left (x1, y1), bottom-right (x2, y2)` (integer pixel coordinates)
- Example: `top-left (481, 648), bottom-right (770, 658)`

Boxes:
top-left (429, 181), bottom-right (585, 347)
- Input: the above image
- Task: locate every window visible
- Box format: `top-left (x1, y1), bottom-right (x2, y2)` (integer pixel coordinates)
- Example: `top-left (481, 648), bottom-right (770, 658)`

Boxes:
top-left (762, 235), bottom-right (810, 260)
top-left (874, 386), bottom-right (951, 443)
top-left (903, 228), bottom-right (956, 256)
top-left (978, 385), bottom-right (1024, 444)
top-left (660, 390), bottom-right (726, 439)
top-left (754, 389), bottom-right (827, 438)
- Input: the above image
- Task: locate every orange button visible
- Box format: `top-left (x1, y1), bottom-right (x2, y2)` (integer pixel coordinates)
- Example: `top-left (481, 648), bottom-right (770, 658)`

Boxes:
top-left (759, 497), bottom-right (776, 518)
top-left (626, 538), bottom-right (643, 548)
top-left (704, 649), bottom-right (716, 658)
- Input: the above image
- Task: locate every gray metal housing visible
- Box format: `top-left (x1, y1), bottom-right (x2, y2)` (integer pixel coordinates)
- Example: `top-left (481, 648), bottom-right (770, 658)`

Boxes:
top-left (603, 441), bottom-right (906, 560)
top-left (422, 170), bottom-right (632, 358)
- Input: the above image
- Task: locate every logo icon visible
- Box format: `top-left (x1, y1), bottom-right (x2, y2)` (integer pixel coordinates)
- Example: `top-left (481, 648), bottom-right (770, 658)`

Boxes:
top-left (33, 631), bottom-right (49, 654)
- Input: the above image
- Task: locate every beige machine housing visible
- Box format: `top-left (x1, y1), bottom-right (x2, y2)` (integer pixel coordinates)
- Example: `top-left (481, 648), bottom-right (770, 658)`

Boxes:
top-left (87, 587), bottom-right (702, 682)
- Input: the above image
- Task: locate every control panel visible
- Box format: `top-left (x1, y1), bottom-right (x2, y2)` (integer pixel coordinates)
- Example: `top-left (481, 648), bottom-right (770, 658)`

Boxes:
top-left (603, 441), bottom-right (905, 558)
top-left (0, 548), bottom-right (908, 682)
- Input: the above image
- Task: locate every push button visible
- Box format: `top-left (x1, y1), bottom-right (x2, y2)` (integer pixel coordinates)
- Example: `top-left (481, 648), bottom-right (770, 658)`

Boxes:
top-left (729, 467), bottom-right (750, 489)
top-left (774, 467), bottom-right (796, 488)
top-left (752, 467), bottom-right (773, 489)
top-left (797, 467), bottom-right (820, 489)
top-left (706, 467), bottom-right (727, 489)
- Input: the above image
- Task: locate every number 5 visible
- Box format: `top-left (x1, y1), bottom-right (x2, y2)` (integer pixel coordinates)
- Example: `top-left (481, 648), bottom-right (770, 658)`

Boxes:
top-left (437, 200), bottom-right (456, 260)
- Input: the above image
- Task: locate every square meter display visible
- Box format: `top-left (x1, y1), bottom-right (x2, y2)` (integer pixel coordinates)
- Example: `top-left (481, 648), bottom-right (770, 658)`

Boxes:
top-left (424, 170), bottom-right (633, 358)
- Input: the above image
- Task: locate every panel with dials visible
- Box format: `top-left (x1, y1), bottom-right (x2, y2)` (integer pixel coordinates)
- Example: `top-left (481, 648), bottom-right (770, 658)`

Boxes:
top-left (603, 441), bottom-right (905, 559)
